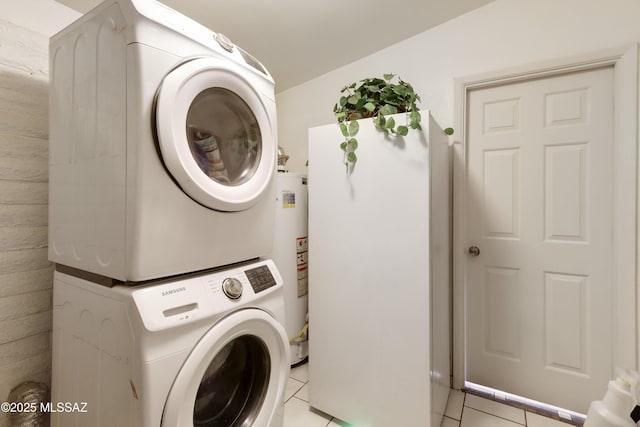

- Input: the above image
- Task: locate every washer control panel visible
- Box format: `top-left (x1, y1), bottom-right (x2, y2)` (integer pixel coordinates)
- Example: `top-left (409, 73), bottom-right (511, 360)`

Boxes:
top-left (131, 259), bottom-right (282, 331)
top-left (245, 264), bottom-right (277, 293)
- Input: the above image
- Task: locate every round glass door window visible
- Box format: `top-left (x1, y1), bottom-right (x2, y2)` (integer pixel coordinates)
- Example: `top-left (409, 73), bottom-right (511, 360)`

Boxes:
top-left (156, 58), bottom-right (276, 211)
top-left (186, 88), bottom-right (262, 187)
top-left (193, 335), bottom-right (270, 426)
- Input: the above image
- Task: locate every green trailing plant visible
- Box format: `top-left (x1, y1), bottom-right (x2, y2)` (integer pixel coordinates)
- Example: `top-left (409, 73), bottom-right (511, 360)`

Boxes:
top-left (333, 73), bottom-right (453, 170)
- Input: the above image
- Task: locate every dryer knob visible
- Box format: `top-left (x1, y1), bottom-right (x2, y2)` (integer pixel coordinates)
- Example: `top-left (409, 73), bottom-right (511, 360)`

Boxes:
top-left (222, 277), bottom-right (243, 300)
top-left (214, 32), bottom-right (234, 52)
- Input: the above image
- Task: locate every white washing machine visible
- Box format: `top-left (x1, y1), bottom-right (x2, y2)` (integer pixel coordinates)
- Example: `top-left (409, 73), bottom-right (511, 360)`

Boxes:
top-left (51, 259), bottom-right (290, 427)
top-left (49, 0), bottom-right (278, 282)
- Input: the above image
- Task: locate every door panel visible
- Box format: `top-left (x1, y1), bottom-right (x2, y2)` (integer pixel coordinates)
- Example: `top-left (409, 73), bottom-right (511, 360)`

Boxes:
top-left (466, 66), bottom-right (614, 413)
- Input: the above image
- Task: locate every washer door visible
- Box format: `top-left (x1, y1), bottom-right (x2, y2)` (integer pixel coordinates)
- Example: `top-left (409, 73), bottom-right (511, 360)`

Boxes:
top-left (161, 309), bottom-right (289, 427)
top-left (156, 58), bottom-right (275, 212)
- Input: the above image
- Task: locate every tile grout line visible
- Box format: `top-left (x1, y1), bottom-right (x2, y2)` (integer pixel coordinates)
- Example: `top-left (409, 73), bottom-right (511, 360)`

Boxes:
top-left (463, 405), bottom-right (528, 426)
top-left (288, 372), bottom-right (337, 426)
top-left (285, 382), bottom-right (306, 403)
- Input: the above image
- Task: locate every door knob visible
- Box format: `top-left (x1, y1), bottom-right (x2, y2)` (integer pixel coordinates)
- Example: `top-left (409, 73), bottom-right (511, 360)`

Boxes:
top-left (468, 246), bottom-right (480, 257)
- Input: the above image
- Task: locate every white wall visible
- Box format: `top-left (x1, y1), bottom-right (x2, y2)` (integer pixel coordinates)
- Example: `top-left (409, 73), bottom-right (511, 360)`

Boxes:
top-left (276, 0), bottom-right (640, 174)
top-left (0, 22), bottom-right (51, 427)
top-left (0, 0), bottom-right (80, 38)
top-left (0, 3), bottom-right (78, 426)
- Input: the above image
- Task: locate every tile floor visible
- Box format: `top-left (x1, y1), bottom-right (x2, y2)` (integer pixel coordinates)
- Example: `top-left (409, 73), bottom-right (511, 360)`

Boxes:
top-left (284, 362), bottom-right (343, 427)
top-left (441, 389), bottom-right (577, 427)
top-left (284, 362), bottom-right (575, 427)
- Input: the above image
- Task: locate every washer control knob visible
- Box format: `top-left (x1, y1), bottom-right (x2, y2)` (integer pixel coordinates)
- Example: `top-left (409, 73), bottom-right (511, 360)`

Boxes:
top-left (214, 32), bottom-right (234, 52)
top-left (222, 277), bottom-right (243, 300)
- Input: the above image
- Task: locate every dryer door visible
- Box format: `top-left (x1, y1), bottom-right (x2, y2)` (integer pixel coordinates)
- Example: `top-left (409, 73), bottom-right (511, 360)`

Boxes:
top-left (156, 58), bottom-right (275, 212)
top-left (161, 309), bottom-right (289, 427)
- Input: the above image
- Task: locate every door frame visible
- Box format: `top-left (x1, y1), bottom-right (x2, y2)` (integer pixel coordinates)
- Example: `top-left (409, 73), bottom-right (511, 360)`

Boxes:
top-left (452, 45), bottom-right (639, 391)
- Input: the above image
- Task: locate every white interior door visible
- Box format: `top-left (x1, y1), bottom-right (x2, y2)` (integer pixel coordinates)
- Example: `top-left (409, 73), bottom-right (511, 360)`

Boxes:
top-left (465, 66), bottom-right (614, 413)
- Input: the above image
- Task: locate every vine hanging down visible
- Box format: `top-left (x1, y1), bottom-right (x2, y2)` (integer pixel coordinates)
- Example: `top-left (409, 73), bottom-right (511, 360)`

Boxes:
top-left (333, 74), bottom-right (453, 171)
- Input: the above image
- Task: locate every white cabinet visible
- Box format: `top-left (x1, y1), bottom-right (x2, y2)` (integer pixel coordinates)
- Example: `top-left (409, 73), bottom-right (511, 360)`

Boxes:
top-left (307, 110), bottom-right (451, 426)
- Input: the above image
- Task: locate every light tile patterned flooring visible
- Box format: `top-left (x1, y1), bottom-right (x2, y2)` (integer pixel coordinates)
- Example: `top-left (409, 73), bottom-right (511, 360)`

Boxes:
top-left (441, 390), bottom-right (575, 427)
top-left (284, 362), bottom-right (342, 427)
top-left (284, 363), bottom-right (574, 427)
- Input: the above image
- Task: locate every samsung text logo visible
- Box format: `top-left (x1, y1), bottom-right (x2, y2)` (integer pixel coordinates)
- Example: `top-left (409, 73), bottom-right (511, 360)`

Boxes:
top-left (162, 286), bottom-right (186, 297)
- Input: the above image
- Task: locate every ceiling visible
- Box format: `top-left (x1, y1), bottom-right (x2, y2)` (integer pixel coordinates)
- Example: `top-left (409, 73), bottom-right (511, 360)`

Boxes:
top-left (56, 0), bottom-right (494, 92)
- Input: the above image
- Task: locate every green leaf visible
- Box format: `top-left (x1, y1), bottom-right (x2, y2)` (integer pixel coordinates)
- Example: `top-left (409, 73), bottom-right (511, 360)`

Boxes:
top-left (392, 85), bottom-right (408, 96)
top-left (444, 127), bottom-right (455, 136)
top-left (409, 110), bottom-right (421, 124)
top-left (383, 73), bottom-right (395, 81)
top-left (347, 138), bottom-right (358, 152)
top-left (335, 111), bottom-right (346, 121)
top-left (397, 125), bottom-right (409, 136)
top-left (347, 152), bottom-right (357, 163)
top-left (379, 105), bottom-right (398, 116)
top-left (363, 102), bottom-right (376, 112)
top-left (373, 115), bottom-right (385, 129)
top-left (340, 123), bottom-right (349, 137)
top-left (385, 117), bottom-right (396, 129)
top-left (348, 120), bottom-right (359, 136)
top-left (340, 141), bottom-right (347, 151)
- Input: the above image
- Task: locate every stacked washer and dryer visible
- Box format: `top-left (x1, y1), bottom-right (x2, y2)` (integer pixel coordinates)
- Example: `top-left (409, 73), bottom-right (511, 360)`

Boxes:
top-left (48, 1), bottom-right (290, 426)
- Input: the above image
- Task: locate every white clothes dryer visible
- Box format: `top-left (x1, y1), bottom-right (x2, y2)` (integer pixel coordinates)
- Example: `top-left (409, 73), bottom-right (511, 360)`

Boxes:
top-left (51, 259), bottom-right (290, 427)
top-left (49, 0), bottom-right (278, 282)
